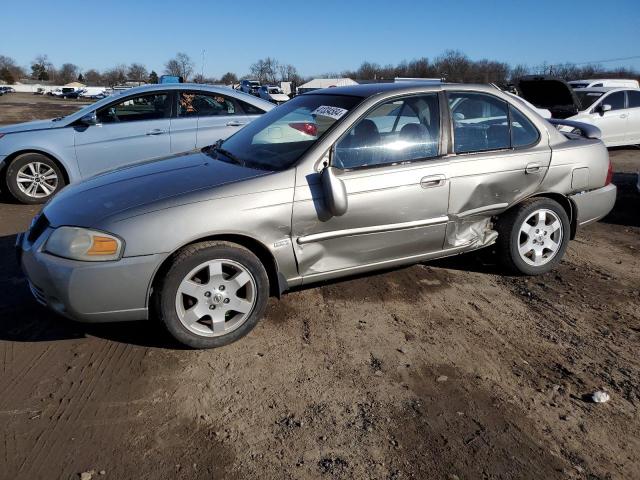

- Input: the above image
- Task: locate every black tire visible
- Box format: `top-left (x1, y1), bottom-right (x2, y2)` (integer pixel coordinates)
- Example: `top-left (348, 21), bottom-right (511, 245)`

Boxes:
top-left (154, 241), bottom-right (270, 349)
top-left (496, 197), bottom-right (570, 275)
top-left (5, 153), bottom-right (66, 204)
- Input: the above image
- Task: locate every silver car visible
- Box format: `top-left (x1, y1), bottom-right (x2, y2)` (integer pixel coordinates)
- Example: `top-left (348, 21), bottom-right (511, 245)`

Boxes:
top-left (0, 84), bottom-right (273, 204)
top-left (17, 83), bottom-right (616, 348)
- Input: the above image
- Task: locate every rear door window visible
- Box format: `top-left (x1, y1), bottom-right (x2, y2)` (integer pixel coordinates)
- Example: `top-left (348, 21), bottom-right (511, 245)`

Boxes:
top-left (510, 105), bottom-right (539, 148)
top-left (626, 90), bottom-right (640, 108)
top-left (179, 92), bottom-right (239, 117)
top-left (448, 92), bottom-right (510, 153)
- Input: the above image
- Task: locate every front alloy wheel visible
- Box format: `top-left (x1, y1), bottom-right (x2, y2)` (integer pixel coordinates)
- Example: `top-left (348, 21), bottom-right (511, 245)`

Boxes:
top-left (156, 241), bottom-right (269, 349)
top-left (5, 153), bottom-right (65, 204)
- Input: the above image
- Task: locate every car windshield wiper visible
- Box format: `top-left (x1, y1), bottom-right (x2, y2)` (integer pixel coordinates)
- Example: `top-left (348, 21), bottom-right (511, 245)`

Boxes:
top-left (211, 145), bottom-right (245, 167)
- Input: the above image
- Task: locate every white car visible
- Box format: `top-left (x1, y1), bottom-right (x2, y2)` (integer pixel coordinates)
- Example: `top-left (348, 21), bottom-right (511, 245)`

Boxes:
top-left (566, 88), bottom-right (640, 146)
top-left (568, 79), bottom-right (639, 89)
top-left (258, 86), bottom-right (290, 104)
top-left (79, 87), bottom-right (108, 99)
top-left (518, 76), bottom-right (640, 147)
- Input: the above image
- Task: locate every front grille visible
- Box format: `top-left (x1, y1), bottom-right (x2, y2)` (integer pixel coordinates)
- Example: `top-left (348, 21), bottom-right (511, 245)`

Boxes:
top-left (28, 282), bottom-right (47, 305)
top-left (27, 214), bottom-right (49, 243)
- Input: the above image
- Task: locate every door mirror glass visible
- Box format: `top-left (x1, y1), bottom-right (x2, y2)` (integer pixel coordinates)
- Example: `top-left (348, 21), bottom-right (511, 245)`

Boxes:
top-left (80, 111), bottom-right (98, 126)
top-left (599, 103), bottom-right (612, 114)
top-left (321, 166), bottom-right (348, 216)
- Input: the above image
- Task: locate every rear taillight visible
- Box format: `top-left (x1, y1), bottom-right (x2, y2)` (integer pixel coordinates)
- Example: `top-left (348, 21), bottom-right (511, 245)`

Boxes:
top-left (605, 159), bottom-right (614, 185)
top-left (289, 122), bottom-right (318, 136)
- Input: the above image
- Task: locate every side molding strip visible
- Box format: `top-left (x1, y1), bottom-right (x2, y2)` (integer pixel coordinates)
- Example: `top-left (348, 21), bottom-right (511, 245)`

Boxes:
top-left (457, 203), bottom-right (509, 218)
top-left (297, 216), bottom-right (449, 245)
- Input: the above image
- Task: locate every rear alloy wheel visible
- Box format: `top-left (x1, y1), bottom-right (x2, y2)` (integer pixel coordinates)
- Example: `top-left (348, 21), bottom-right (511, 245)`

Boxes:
top-left (5, 153), bottom-right (65, 204)
top-left (496, 198), bottom-right (570, 275)
top-left (156, 241), bottom-right (269, 349)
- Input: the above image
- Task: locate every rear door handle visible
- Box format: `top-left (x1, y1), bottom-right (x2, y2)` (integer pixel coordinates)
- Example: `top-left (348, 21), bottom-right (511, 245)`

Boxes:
top-left (619, 114), bottom-right (628, 119)
top-left (420, 174), bottom-right (446, 188)
top-left (146, 129), bottom-right (166, 136)
top-left (226, 121), bottom-right (246, 127)
top-left (525, 163), bottom-right (541, 174)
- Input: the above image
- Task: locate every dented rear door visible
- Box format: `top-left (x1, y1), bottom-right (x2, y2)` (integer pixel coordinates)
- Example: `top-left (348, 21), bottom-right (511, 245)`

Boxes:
top-left (445, 91), bottom-right (551, 247)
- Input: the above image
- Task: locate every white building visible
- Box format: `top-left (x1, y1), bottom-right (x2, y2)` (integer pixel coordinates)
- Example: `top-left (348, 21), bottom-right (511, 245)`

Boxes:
top-left (297, 78), bottom-right (358, 95)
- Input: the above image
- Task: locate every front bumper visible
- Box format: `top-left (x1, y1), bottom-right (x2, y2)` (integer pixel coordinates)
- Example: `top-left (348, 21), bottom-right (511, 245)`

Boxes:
top-left (569, 183), bottom-right (617, 227)
top-left (17, 228), bottom-right (165, 323)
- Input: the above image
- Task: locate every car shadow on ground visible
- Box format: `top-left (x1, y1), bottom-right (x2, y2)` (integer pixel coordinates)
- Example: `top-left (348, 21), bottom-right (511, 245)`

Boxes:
top-left (601, 172), bottom-right (640, 228)
top-left (0, 234), bottom-right (186, 349)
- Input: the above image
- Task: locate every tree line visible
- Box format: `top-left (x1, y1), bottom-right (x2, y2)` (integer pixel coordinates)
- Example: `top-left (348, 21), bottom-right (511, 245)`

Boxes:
top-left (0, 50), bottom-right (638, 87)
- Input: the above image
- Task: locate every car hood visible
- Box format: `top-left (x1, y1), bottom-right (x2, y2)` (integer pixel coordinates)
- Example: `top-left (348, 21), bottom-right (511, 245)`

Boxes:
top-left (0, 118), bottom-right (63, 134)
top-left (517, 76), bottom-right (582, 119)
top-left (43, 150), bottom-right (269, 227)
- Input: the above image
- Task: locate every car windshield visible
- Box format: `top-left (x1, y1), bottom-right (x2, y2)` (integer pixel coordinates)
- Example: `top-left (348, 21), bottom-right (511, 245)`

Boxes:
top-left (576, 91), bottom-right (604, 110)
top-left (212, 94), bottom-right (362, 171)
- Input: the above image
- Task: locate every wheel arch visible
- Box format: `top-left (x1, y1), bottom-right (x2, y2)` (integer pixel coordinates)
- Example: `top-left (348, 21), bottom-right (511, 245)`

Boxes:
top-left (148, 233), bottom-right (285, 311)
top-left (506, 192), bottom-right (577, 239)
top-left (2, 149), bottom-right (71, 186)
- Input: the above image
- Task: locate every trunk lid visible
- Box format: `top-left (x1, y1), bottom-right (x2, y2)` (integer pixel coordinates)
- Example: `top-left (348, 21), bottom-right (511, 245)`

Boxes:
top-left (517, 75), bottom-right (582, 119)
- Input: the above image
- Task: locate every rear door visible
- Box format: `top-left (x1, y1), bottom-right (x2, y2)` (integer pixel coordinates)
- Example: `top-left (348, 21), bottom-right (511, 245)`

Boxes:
top-left (589, 91), bottom-right (628, 145)
top-left (188, 92), bottom-right (251, 148)
top-left (74, 91), bottom-right (172, 178)
top-left (624, 90), bottom-right (640, 144)
top-left (446, 91), bottom-right (550, 233)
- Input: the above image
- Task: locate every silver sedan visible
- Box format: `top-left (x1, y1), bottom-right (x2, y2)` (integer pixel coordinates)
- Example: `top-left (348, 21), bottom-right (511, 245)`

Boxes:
top-left (0, 84), bottom-right (273, 204)
top-left (17, 82), bottom-right (616, 348)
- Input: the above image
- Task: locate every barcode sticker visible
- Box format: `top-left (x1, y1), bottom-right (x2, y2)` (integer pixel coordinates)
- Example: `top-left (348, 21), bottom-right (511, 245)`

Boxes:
top-left (312, 105), bottom-right (349, 120)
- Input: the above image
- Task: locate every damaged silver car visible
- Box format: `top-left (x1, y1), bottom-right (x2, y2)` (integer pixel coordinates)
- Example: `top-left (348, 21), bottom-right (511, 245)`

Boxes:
top-left (17, 83), bottom-right (617, 348)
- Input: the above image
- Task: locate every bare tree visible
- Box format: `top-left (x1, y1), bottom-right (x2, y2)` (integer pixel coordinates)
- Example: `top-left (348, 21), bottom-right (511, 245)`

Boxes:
top-left (164, 52), bottom-right (194, 81)
top-left (0, 55), bottom-right (25, 84)
top-left (31, 54), bottom-right (51, 81)
top-left (220, 72), bottom-right (238, 85)
top-left (83, 69), bottom-right (103, 86)
top-left (103, 64), bottom-right (127, 87)
top-left (58, 63), bottom-right (79, 84)
top-left (249, 57), bottom-right (279, 84)
top-left (127, 63), bottom-right (148, 84)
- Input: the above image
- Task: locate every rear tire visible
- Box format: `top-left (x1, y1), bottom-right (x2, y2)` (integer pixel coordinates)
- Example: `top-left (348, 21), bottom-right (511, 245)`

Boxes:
top-left (5, 153), bottom-right (65, 204)
top-left (155, 241), bottom-right (269, 349)
top-left (496, 198), bottom-right (570, 275)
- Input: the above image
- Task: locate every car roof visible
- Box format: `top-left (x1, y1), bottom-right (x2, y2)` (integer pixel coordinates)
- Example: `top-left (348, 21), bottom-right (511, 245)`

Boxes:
top-left (307, 81), bottom-right (506, 98)
top-left (574, 87), bottom-right (632, 93)
top-left (109, 82), bottom-right (272, 105)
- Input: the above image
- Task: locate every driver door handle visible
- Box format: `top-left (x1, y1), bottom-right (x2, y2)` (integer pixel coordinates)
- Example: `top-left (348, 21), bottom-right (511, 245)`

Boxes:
top-left (146, 128), bottom-right (167, 136)
top-left (420, 174), bottom-right (446, 188)
top-left (226, 121), bottom-right (246, 127)
top-left (525, 163), bottom-right (541, 174)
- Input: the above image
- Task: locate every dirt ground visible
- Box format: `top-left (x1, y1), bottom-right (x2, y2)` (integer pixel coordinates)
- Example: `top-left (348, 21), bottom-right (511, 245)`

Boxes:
top-left (0, 94), bottom-right (639, 480)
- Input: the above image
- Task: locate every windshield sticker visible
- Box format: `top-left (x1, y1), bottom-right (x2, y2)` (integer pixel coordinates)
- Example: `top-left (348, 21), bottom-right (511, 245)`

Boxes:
top-left (312, 105), bottom-right (349, 120)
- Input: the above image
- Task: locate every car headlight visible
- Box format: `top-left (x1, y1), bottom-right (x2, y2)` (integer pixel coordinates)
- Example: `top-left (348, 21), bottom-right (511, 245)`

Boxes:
top-left (44, 226), bottom-right (123, 261)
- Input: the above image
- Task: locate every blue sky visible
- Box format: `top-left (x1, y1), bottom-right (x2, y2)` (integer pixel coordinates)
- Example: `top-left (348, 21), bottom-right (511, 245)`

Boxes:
top-left (3, 0), bottom-right (639, 77)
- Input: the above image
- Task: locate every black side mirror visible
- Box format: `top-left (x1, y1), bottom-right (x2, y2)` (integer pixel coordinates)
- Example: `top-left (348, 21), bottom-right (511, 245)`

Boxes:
top-left (80, 111), bottom-right (98, 126)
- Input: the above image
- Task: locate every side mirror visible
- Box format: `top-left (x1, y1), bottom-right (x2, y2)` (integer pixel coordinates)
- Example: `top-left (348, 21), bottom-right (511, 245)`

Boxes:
top-left (321, 166), bottom-right (348, 217)
top-left (80, 111), bottom-right (98, 126)
top-left (599, 104), bottom-right (612, 115)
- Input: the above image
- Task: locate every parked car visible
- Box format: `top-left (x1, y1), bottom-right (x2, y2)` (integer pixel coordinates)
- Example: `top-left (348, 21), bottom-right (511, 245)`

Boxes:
top-left (34, 87), bottom-right (46, 95)
top-left (0, 86), bottom-right (15, 94)
top-left (16, 83), bottom-right (616, 349)
top-left (240, 79), bottom-right (261, 96)
top-left (0, 84), bottom-right (273, 203)
top-left (568, 79), bottom-right (639, 89)
top-left (258, 85), bottom-right (290, 104)
top-left (79, 87), bottom-right (108, 99)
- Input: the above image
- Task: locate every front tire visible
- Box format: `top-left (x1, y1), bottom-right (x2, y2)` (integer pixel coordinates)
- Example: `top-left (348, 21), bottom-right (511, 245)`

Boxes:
top-left (155, 241), bottom-right (269, 349)
top-left (5, 153), bottom-right (65, 204)
top-left (496, 198), bottom-right (570, 275)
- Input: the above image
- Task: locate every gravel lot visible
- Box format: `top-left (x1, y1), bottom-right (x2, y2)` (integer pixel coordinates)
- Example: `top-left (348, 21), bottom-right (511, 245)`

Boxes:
top-left (1, 93), bottom-right (639, 480)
